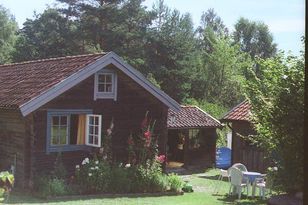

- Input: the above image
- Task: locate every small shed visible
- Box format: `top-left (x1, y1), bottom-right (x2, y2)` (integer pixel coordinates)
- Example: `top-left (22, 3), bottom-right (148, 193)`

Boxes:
top-left (167, 106), bottom-right (222, 168)
top-left (220, 101), bottom-right (268, 172)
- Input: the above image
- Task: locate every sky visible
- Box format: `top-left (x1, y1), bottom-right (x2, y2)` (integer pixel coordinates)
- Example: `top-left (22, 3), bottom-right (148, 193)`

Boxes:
top-left (1, 0), bottom-right (305, 56)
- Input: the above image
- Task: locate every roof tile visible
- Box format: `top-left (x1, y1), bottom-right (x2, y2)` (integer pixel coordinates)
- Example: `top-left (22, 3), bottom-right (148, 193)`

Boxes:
top-left (167, 106), bottom-right (222, 128)
top-left (221, 101), bottom-right (251, 122)
top-left (0, 53), bottom-right (105, 108)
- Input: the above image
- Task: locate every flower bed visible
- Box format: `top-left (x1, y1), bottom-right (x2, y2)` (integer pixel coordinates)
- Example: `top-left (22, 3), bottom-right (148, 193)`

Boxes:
top-left (33, 111), bottom-right (185, 198)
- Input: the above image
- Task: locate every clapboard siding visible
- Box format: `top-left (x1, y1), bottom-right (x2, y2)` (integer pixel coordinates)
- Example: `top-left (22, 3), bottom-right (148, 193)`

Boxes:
top-left (0, 109), bottom-right (27, 187)
top-left (231, 121), bottom-right (269, 172)
top-left (30, 64), bottom-right (168, 178)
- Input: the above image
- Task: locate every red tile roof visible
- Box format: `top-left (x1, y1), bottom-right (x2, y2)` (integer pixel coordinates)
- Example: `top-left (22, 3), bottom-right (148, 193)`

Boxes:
top-left (167, 106), bottom-right (222, 129)
top-left (221, 100), bottom-right (251, 122)
top-left (0, 53), bottom-right (105, 108)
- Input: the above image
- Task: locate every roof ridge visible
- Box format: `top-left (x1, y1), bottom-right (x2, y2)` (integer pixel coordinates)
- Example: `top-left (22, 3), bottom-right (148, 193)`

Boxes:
top-left (194, 105), bottom-right (222, 126)
top-left (220, 100), bottom-right (249, 120)
top-left (0, 52), bottom-right (107, 67)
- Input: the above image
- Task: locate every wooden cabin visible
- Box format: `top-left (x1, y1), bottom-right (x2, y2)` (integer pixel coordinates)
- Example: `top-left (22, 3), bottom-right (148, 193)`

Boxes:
top-left (220, 101), bottom-right (268, 172)
top-left (0, 52), bottom-right (180, 188)
top-left (167, 106), bottom-right (222, 168)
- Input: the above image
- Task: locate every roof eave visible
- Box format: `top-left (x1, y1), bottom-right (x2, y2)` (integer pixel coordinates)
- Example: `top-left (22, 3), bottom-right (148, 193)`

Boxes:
top-left (19, 52), bottom-right (180, 116)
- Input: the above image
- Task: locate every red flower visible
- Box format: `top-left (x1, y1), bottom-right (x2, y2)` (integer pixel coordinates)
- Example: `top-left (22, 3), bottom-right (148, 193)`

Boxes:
top-left (156, 155), bottom-right (166, 163)
top-left (127, 136), bottom-right (134, 145)
top-left (144, 131), bottom-right (151, 139)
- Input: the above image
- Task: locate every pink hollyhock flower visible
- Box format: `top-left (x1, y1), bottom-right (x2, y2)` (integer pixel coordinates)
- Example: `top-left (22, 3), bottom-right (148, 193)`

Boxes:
top-left (107, 128), bottom-right (112, 135)
top-left (144, 130), bottom-right (151, 139)
top-left (127, 137), bottom-right (134, 145)
top-left (156, 155), bottom-right (166, 163)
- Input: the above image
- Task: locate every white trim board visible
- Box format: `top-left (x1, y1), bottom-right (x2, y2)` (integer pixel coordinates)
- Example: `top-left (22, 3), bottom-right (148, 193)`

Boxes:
top-left (19, 52), bottom-right (180, 116)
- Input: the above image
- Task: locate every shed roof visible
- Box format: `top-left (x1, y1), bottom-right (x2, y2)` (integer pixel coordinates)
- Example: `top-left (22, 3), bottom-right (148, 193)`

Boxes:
top-left (0, 52), bottom-right (180, 116)
top-left (220, 100), bottom-right (251, 122)
top-left (167, 106), bottom-right (222, 129)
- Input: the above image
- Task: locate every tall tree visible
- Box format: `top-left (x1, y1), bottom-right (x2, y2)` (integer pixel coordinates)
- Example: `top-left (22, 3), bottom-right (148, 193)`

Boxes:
top-left (145, 1), bottom-right (196, 102)
top-left (0, 5), bottom-right (18, 64)
top-left (233, 17), bottom-right (277, 59)
top-left (191, 36), bottom-right (252, 107)
top-left (245, 48), bottom-right (304, 193)
top-left (196, 8), bottom-right (228, 53)
top-left (57, 0), bottom-right (154, 70)
top-left (12, 9), bottom-right (89, 62)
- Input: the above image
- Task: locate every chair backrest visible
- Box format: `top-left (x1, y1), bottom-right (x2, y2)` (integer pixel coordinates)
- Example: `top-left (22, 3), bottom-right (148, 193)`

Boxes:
top-left (232, 163), bottom-right (248, 172)
top-left (228, 167), bottom-right (243, 186)
top-left (220, 169), bottom-right (228, 177)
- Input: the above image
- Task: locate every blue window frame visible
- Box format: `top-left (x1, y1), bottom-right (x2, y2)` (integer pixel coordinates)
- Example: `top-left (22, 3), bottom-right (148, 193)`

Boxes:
top-left (46, 109), bottom-right (93, 153)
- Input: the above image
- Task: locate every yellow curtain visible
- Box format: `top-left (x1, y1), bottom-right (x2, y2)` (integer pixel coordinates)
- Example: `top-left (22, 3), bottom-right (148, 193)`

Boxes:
top-left (77, 114), bottom-right (86, 145)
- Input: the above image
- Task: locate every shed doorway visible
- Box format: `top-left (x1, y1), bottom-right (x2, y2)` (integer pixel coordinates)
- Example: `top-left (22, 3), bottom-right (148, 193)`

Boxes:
top-left (166, 129), bottom-right (185, 168)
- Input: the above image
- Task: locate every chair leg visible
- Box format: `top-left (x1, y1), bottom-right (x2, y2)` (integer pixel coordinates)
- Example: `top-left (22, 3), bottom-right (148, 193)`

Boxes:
top-left (238, 186), bottom-right (242, 200)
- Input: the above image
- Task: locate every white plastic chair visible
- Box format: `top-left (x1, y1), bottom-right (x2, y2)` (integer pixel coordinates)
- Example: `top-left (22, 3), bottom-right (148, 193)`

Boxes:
top-left (232, 163), bottom-right (248, 172)
top-left (218, 169), bottom-right (230, 182)
top-left (228, 167), bottom-right (248, 199)
top-left (255, 174), bottom-right (270, 199)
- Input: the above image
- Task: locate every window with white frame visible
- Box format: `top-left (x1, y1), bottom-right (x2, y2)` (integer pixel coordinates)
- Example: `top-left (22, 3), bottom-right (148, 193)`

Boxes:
top-left (86, 114), bottom-right (102, 147)
top-left (47, 110), bottom-right (102, 153)
top-left (51, 115), bottom-right (69, 145)
top-left (94, 70), bottom-right (117, 100)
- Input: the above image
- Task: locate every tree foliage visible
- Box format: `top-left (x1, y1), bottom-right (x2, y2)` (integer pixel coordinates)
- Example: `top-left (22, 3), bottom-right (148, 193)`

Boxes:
top-left (245, 49), bottom-right (304, 193)
top-left (233, 17), bottom-right (277, 59)
top-left (0, 5), bottom-right (18, 64)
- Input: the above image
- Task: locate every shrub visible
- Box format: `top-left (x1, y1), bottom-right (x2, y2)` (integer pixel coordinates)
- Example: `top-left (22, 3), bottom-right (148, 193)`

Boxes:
top-left (109, 165), bottom-right (132, 193)
top-left (149, 173), bottom-right (169, 192)
top-left (0, 171), bottom-right (14, 202)
top-left (53, 152), bottom-right (67, 179)
top-left (35, 175), bottom-right (68, 197)
top-left (75, 158), bottom-right (111, 193)
top-left (168, 173), bottom-right (184, 192)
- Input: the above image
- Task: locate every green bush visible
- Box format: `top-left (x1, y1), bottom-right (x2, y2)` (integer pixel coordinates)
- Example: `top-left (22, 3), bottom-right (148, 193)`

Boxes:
top-left (149, 173), bottom-right (169, 192)
top-left (75, 158), bottom-right (111, 193)
top-left (0, 188), bottom-right (5, 202)
top-left (168, 173), bottom-right (184, 192)
top-left (35, 175), bottom-right (68, 197)
top-left (109, 165), bottom-right (132, 193)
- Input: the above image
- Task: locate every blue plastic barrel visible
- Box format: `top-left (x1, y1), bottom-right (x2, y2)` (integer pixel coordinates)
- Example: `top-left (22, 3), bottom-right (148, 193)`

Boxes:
top-left (216, 147), bottom-right (231, 169)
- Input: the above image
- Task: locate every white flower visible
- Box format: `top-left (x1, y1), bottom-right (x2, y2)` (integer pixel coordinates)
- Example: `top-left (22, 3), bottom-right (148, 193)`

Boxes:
top-left (82, 157), bottom-right (90, 165)
top-left (282, 74), bottom-right (288, 79)
top-left (90, 167), bottom-right (95, 170)
top-left (95, 161), bottom-right (99, 164)
top-left (273, 167), bottom-right (278, 171)
top-left (118, 163), bottom-right (123, 167)
top-left (88, 173), bottom-right (92, 177)
top-left (76, 165), bottom-right (80, 169)
top-left (95, 166), bottom-right (99, 170)
top-left (125, 164), bottom-right (131, 168)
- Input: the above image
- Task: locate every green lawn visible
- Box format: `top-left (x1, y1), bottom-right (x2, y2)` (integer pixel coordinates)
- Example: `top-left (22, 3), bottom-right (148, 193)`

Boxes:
top-left (5, 169), bottom-right (268, 205)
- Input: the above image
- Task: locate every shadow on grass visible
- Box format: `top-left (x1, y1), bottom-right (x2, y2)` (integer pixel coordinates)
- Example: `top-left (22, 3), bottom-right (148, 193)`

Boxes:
top-left (214, 193), bottom-right (267, 205)
top-left (198, 174), bottom-right (228, 182)
top-left (7, 190), bottom-right (181, 204)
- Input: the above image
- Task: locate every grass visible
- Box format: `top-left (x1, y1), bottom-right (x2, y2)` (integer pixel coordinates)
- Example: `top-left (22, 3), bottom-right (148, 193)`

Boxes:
top-left (5, 169), bottom-right (269, 205)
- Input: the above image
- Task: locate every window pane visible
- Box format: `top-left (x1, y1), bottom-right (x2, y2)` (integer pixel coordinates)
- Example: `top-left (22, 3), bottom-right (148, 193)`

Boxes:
top-left (51, 135), bottom-right (58, 145)
top-left (52, 116), bottom-right (59, 125)
top-left (89, 125), bottom-right (94, 134)
top-left (59, 135), bottom-right (67, 145)
top-left (98, 84), bottom-right (105, 92)
top-left (94, 126), bottom-right (98, 135)
top-left (98, 74), bottom-right (105, 83)
top-left (59, 127), bottom-right (67, 144)
top-left (51, 126), bottom-right (58, 137)
top-left (94, 136), bottom-right (98, 145)
top-left (106, 84), bottom-right (112, 92)
top-left (89, 116), bottom-right (94, 125)
top-left (88, 135), bottom-right (93, 144)
top-left (60, 116), bottom-right (67, 125)
top-left (105, 74), bottom-right (112, 83)
top-left (94, 116), bottom-right (98, 125)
